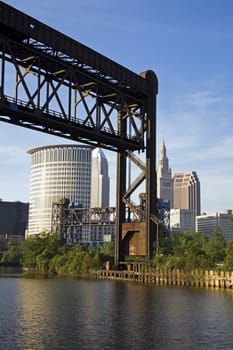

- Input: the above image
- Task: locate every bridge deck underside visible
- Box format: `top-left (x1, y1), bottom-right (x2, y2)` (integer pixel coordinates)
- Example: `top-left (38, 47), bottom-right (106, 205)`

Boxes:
top-left (0, 1), bottom-right (148, 152)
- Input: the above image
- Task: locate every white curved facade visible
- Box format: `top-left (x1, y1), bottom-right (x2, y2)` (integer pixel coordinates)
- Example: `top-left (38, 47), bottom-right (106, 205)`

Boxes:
top-left (27, 144), bottom-right (92, 236)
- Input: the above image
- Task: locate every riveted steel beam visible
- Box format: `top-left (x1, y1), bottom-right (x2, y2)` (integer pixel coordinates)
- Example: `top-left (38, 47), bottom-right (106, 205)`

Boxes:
top-left (0, 1), bottom-right (158, 264)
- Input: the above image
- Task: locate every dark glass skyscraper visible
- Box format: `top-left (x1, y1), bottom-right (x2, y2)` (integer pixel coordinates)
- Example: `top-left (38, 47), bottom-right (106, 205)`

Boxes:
top-left (0, 200), bottom-right (28, 237)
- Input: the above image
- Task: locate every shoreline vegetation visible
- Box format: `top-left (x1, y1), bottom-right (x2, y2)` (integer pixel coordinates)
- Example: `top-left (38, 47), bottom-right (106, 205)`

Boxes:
top-left (1, 228), bottom-right (233, 289)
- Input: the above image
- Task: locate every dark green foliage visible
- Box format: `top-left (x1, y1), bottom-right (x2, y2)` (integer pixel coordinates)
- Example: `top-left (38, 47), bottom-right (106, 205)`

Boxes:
top-left (224, 241), bottom-right (233, 271)
top-left (20, 231), bottom-right (64, 271)
top-left (49, 244), bottom-right (103, 274)
top-left (19, 233), bottom-right (111, 274)
top-left (0, 242), bottom-right (22, 266)
top-left (3, 227), bottom-right (233, 273)
top-left (151, 230), bottom-right (229, 271)
top-left (99, 242), bottom-right (115, 260)
top-left (205, 227), bottom-right (225, 264)
top-left (158, 236), bottom-right (173, 256)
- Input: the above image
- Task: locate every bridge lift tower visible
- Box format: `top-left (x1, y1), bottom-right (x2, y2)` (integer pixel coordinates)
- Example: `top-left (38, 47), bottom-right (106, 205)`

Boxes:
top-left (0, 1), bottom-right (158, 264)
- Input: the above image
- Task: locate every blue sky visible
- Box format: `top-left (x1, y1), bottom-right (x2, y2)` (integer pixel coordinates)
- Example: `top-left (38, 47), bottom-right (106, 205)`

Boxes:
top-left (1, 0), bottom-right (233, 213)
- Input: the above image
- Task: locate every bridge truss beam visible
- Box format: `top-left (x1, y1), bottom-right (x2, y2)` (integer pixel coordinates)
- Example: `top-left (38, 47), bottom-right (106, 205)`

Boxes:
top-left (0, 1), bottom-right (158, 264)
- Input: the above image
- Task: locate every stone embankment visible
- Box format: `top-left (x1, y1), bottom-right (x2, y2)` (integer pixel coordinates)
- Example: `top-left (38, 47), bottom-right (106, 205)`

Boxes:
top-left (94, 263), bottom-right (233, 289)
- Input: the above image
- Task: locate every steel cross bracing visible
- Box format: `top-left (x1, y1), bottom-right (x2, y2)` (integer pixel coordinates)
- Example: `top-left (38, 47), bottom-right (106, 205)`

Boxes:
top-left (0, 2), bottom-right (158, 263)
top-left (52, 202), bottom-right (116, 229)
top-left (0, 1), bottom-right (147, 152)
top-left (51, 200), bottom-right (116, 245)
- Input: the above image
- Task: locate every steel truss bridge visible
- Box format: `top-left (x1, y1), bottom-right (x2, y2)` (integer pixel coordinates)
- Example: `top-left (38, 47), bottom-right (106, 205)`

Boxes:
top-left (51, 199), bottom-right (116, 246)
top-left (51, 199), bottom-right (169, 250)
top-left (51, 199), bottom-right (116, 230)
top-left (0, 1), bottom-right (158, 264)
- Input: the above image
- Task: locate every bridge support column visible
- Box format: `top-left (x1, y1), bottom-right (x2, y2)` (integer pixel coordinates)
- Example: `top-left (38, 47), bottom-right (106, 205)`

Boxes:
top-left (143, 70), bottom-right (158, 259)
top-left (115, 151), bottom-right (127, 265)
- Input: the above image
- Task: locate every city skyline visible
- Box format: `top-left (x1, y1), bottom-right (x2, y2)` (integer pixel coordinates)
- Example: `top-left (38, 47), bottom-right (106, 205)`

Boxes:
top-left (1, 0), bottom-right (233, 214)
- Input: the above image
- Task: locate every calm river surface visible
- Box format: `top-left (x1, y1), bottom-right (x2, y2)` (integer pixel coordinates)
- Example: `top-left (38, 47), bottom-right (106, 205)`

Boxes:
top-left (1, 269), bottom-right (233, 350)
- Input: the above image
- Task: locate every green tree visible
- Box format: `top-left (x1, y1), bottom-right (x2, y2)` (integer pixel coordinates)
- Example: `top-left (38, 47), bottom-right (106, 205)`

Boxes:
top-left (205, 227), bottom-right (226, 265)
top-left (224, 241), bottom-right (233, 271)
top-left (150, 231), bottom-right (211, 270)
top-left (0, 242), bottom-right (22, 266)
top-left (158, 236), bottom-right (173, 255)
top-left (148, 228), bottom-right (227, 270)
top-left (47, 244), bottom-right (104, 275)
top-left (100, 242), bottom-right (115, 259)
top-left (20, 232), bottom-right (63, 270)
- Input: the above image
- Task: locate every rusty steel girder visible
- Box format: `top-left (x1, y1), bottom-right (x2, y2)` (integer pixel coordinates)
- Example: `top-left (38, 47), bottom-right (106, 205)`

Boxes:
top-left (0, 1), bottom-right (158, 264)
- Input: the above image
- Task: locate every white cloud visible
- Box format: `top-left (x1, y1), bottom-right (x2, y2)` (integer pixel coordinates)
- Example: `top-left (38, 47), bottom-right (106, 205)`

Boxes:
top-left (181, 90), bottom-right (223, 109)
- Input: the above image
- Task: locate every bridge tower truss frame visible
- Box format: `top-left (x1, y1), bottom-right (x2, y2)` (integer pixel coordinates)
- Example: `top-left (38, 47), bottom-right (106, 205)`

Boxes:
top-left (0, 1), bottom-right (158, 264)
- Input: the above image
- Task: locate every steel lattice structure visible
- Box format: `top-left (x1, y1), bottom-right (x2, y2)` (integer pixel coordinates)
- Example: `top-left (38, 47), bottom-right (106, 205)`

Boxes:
top-left (51, 199), bottom-right (116, 229)
top-left (0, 1), bottom-right (158, 264)
top-left (51, 198), bottom-right (116, 245)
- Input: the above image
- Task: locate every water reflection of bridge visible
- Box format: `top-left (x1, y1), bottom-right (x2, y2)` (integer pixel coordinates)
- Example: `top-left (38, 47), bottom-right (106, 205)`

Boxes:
top-left (0, 2), bottom-right (158, 264)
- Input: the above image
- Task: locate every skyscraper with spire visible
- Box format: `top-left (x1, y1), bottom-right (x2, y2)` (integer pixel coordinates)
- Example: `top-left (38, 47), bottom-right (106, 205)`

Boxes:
top-left (157, 141), bottom-right (173, 208)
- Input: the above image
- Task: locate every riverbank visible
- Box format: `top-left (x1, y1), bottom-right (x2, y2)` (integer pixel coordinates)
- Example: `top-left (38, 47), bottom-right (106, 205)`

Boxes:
top-left (93, 265), bottom-right (233, 289)
top-left (3, 264), bottom-right (233, 289)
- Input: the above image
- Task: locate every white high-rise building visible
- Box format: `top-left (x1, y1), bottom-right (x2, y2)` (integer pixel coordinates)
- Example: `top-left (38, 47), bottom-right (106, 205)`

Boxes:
top-left (170, 208), bottom-right (195, 233)
top-left (27, 144), bottom-right (92, 237)
top-left (27, 145), bottom-right (111, 243)
top-left (196, 210), bottom-right (233, 241)
top-left (91, 148), bottom-right (110, 207)
top-left (157, 141), bottom-right (173, 207)
top-left (90, 148), bottom-right (113, 243)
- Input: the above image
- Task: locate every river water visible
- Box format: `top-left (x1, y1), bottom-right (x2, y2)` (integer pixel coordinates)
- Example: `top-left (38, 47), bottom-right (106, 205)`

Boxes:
top-left (1, 269), bottom-right (233, 350)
